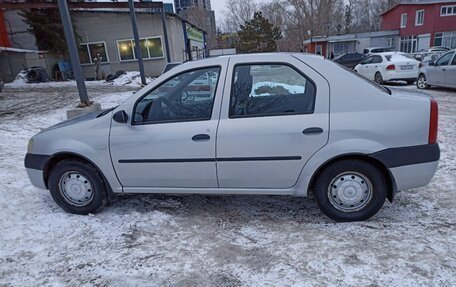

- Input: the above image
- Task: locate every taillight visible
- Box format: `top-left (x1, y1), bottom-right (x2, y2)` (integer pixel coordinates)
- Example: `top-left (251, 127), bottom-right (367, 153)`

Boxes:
top-left (429, 99), bottom-right (438, 144)
top-left (386, 64), bottom-right (395, 71)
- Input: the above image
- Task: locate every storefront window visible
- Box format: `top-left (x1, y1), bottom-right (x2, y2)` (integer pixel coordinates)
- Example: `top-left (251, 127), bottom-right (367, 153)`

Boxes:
top-left (117, 37), bottom-right (164, 61)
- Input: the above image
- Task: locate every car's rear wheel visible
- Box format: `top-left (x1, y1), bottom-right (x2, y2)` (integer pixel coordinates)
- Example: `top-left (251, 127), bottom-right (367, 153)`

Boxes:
top-left (48, 160), bottom-right (107, 214)
top-left (374, 72), bottom-right (384, 84)
top-left (314, 159), bottom-right (387, 222)
top-left (417, 74), bottom-right (430, 89)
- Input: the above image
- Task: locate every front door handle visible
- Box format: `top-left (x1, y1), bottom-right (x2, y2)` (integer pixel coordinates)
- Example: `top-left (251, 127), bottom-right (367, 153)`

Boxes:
top-left (192, 134), bottom-right (210, 141)
top-left (303, 127), bottom-right (323, 135)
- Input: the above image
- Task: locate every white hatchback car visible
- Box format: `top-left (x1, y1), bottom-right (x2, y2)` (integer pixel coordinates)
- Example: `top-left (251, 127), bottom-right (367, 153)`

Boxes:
top-left (25, 53), bottom-right (440, 222)
top-left (354, 52), bottom-right (421, 85)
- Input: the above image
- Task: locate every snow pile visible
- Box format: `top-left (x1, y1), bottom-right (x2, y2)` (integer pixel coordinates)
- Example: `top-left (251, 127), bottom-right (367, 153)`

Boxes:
top-left (252, 81), bottom-right (305, 96)
top-left (8, 70), bottom-right (28, 86)
top-left (0, 83), bottom-right (456, 286)
top-left (109, 71), bottom-right (154, 87)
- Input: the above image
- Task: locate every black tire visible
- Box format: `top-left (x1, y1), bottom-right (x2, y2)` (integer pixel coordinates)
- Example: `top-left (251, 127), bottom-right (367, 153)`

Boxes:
top-left (314, 159), bottom-right (387, 222)
top-left (374, 72), bottom-right (383, 84)
top-left (48, 160), bottom-right (107, 214)
top-left (417, 74), bottom-right (430, 89)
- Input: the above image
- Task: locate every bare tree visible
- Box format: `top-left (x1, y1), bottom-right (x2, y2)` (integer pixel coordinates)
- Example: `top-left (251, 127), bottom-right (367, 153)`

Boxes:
top-left (222, 0), bottom-right (257, 32)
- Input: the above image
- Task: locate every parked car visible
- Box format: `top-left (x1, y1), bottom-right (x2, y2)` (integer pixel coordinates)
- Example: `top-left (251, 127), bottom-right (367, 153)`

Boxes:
top-left (427, 46), bottom-right (450, 52)
top-left (25, 53), bottom-right (440, 222)
top-left (161, 62), bottom-right (181, 74)
top-left (363, 47), bottom-right (392, 55)
top-left (417, 49), bottom-right (456, 89)
top-left (332, 53), bottom-right (366, 69)
top-left (421, 51), bottom-right (446, 64)
top-left (354, 52), bottom-right (420, 84)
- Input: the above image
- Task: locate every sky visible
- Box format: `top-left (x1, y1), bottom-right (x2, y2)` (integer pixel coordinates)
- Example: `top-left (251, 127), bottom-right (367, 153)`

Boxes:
top-left (164, 0), bottom-right (270, 27)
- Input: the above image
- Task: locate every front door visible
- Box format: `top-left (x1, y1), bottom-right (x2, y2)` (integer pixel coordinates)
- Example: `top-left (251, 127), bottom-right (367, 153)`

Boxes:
top-left (109, 65), bottom-right (224, 188)
top-left (429, 51), bottom-right (454, 85)
top-left (216, 56), bottom-right (329, 189)
top-left (444, 52), bottom-right (456, 87)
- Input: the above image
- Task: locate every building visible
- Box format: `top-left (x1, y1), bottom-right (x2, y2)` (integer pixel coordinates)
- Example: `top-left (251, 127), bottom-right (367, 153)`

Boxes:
top-left (0, 2), bottom-right (207, 82)
top-left (174, 0), bottom-right (216, 49)
top-left (175, 0), bottom-right (211, 12)
top-left (381, 0), bottom-right (456, 53)
top-left (303, 30), bottom-right (400, 58)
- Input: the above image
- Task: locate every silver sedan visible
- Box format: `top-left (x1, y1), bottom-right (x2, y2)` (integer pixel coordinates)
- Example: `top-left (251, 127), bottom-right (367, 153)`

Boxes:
top-left (25, 53), bottom-right (440, 221)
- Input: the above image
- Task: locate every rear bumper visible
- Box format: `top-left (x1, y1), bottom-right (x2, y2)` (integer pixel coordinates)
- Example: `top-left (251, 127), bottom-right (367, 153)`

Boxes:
top-left (389, 161), bottom-right (438, 191)
top-left (384, 70), bottom-right (418, 81)
top-left (369, 144), bottom-right (440, 192)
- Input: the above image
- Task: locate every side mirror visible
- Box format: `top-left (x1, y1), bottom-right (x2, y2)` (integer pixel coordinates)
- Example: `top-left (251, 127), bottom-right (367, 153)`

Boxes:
top-left (428, 61), bottom-right (435, 66)
top-left (113, 110), bottom-right (129, 123)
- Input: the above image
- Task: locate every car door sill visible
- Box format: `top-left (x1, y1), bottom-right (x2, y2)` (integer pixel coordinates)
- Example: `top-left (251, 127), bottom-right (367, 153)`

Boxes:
top-left (122, 187), bottom-right (298, 196)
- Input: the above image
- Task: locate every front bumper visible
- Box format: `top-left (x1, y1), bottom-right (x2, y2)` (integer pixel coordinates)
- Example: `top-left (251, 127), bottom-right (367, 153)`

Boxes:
top-left (24, 153), bottom-right (51, 189)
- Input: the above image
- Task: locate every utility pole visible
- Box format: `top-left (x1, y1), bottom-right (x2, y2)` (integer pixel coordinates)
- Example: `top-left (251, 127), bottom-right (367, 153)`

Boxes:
top-left (57, 0), bottom-right (90, 106)
top-left (160, 4), bottom-right (171, 63)
top-left (128, 0), bottom-right (147, 86)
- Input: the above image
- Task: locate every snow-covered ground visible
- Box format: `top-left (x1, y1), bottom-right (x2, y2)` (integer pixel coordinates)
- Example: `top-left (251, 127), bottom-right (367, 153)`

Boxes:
top-left (0, 82), bottom-right (455, 286)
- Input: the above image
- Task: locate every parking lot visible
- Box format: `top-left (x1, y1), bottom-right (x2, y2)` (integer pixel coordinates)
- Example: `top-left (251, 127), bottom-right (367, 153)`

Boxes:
top-left (1, 81), bottom-right (455, 286)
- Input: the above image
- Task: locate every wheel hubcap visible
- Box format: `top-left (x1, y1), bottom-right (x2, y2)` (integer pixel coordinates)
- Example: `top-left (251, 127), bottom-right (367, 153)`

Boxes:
top-left (59, 171), bottom-right (94, 206)
top-left (375, 74), bottom-right (382, 83)
top-left (327, 172), bottom-right (373, 212)
top-left (418, 77), bottom-right (426, 88)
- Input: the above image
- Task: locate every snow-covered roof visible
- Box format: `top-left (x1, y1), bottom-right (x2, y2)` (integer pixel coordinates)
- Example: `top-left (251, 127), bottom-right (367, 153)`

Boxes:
top-left (381, 0), bottom-right (456, 15)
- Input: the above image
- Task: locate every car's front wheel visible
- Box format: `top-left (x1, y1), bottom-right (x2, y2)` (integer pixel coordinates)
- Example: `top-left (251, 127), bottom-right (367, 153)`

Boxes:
top-left (314, 159), bottom-right (387, 222)
top-left (417, 74), bottom-right (430, 89)
top-left (48, 160), bottom-right (107, 214)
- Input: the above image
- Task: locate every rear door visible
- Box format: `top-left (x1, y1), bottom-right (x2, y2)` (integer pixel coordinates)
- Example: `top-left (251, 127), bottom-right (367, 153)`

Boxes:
top-left (358, 56), bottom-right (374, 79)
top-left (215, 54), bottom-right (329, 189)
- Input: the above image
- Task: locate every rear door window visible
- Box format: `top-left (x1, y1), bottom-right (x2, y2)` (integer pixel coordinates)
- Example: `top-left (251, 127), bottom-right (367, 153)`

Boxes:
top-left (229, 64), bottom-right (316, 118)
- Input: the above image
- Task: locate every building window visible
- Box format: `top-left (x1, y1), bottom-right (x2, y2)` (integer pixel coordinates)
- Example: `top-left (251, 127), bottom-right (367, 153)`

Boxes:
top-left (315, 44), bottom-right (322, 55)
top-left (400, 13), bottom-right (407, 28)
top-left (117, 37), bottom-right (164, 61)
top-left (387, 37), bottom-right (395, 48)
top-left (400, 36), bottom-right (418, 53)
top-left (441, 5), bottom-right (456, 16)
top-left (434, 31), bottom-right (456, 49)
top-left (80, 42), bottom-right (109, 64)
top-left (415, 10), bottom-right (424, 26)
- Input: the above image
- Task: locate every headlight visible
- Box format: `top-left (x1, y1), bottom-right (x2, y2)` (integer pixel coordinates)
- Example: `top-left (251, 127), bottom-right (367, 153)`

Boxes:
top-left (27, 138), bottom-right (34, 153)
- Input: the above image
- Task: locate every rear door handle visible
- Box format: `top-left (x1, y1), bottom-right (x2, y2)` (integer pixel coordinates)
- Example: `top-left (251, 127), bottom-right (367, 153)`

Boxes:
top-left (303, 127), bottom-right (323, 135)
top-left (192, 134), bottom-right (210, 141)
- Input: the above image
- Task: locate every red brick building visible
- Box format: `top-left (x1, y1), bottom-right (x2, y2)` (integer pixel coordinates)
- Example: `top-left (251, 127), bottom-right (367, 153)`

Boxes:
top-left (381, 0), bottom-right (456, 53)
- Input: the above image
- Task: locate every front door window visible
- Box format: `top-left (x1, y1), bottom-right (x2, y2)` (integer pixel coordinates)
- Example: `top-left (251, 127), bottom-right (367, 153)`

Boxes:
top-left (133, 67), bottom-right (221, 124)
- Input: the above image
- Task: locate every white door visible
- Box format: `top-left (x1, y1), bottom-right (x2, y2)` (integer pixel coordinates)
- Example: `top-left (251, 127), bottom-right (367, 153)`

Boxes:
top-left (417, 34), bottom-right (431, 51)
top-left (216, 55), bottom-right (330, 189)
top-left (109, 65), bottom-right (226, 188)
